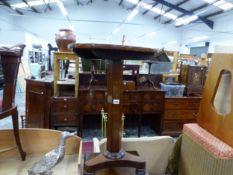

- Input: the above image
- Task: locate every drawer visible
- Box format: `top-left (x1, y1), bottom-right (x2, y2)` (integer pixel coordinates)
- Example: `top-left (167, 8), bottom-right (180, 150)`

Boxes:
top-left (122, 92), bottom-right (141, 103)
top-left (164, 109), bottom-right (198, 120)
top-left (83, 103), bottom-right (105, 113)
top-left (163, 119), bottom-right (195, 132)
top-left (80, 91), bottom-right (107, 102)
top-left (51, 97), bottom-right (78, 113)
top-left (142, 102), bottom-right (162, 113)
top-left (143, 92), bottom-right (164, 101)
top-left (122, 104), bottom-right (141, 114)
top-left (51, 114), bottom-right (77, 125)
top-left (165, 98), bottom-right (201, 109)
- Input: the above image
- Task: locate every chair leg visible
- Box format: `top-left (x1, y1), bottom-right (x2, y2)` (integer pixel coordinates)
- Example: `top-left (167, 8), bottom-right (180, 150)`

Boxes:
top-left (12, 108), bottom-right (26, 161)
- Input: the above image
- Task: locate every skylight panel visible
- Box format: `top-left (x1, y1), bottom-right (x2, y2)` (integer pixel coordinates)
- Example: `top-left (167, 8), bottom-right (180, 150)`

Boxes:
top-left (202, 0), bottom-right (216, 3)
top-left (175, 15), bottom-right (198, 26)
top-left (218, 2), bottom-right (233, 10)
top-left (151, 7), bottom-right (165, 14)
top-left (127, 0), bottom-right (177, 20)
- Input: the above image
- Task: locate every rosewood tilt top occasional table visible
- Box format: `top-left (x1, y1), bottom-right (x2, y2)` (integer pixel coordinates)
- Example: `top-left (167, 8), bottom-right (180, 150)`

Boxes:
top-left (72, 43), bottom-right (162, 175)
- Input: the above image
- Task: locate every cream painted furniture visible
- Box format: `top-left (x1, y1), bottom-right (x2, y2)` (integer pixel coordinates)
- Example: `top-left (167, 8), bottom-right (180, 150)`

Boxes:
top-left (53, 52), bottom-right (79, 97)
top-left (93, 136), bottom-right (175, 175)
top-left (0, 128), bottom-right (82, 175)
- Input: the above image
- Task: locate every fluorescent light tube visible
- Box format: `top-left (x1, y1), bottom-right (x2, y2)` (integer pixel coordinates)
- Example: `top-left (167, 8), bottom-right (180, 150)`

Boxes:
top-left (166, 40), bottom-right (177, 45)
top-left (192, 35), bottom-right (208, 42)
top-left (112, 28), bottom-right (120, 34)
top-left (164, 13), bottom-right (177, 20)
top-left (140, 2), bottom-right (153, 10)
top-left (218, 2), bottom-right (233, 10)
top-left (12, 0), bottom-right (58, 8)
top-left (145, 32), bottom-right (156, 38)
top-left (213, 0), bottom-right (225, 6)
top-left (175, 15), bottom-right (198, 26)
top-left (57, 0), bottom-right (67, 16)
top-left (126, 8), bottom-right (139, 21)
top-left (127, 0), bottom-right (139, 5)
top-left (202, 0), bottom-right (216, 3)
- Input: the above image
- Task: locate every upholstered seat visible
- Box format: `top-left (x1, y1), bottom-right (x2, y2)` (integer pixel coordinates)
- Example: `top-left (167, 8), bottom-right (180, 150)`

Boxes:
top-left (93, 136), bottom-right (175, 175)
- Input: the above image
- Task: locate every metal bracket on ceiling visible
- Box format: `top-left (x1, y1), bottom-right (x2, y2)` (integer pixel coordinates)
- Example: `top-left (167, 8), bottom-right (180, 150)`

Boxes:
top-left (154, 0), bottom-right (189, 20)
top-left (153, 0), bottom-right (214, 29)
top-left (0, 0), bottom-right (24, 15)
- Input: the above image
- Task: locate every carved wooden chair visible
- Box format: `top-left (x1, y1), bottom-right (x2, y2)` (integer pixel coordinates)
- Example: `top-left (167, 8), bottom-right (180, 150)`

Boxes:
top-left (0, 44), bottom-right (26, 160)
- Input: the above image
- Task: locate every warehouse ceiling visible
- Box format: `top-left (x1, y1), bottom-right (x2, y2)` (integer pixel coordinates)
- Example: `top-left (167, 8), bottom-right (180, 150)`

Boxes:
top-left (1, 0), bottom-right (233, 29)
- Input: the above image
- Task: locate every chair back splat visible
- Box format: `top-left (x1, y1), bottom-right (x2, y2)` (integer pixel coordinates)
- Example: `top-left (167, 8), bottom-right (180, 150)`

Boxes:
top-left (0, 44), bottom-right (26, 160)
top-left (198, 53), bottom-right (233, 147)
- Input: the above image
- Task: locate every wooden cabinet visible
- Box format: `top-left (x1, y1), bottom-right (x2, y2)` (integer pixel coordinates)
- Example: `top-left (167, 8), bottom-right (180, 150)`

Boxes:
top-left (79, 88), bottom-right (107, 114)
top-left (25, 79), bottom-right (53, 128)
top-left (161, 97), bottom-right (201, 136)
top-left (122, 91), bottom-right (142, 114)
top-left (142, 91), bottom-right (164, 113)
top-left (180, 65), bottom-right (207, 96)
top-left (50, 97), bottom-right (80, 135)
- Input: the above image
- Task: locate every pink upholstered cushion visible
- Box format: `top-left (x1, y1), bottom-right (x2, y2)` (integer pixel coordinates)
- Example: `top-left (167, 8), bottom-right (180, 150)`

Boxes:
top-left (183, 123), bottom-right (233, 159)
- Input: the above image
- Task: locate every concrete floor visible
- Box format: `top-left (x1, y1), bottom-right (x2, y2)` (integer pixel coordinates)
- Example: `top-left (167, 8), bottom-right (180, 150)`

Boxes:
top-left (0, 91), bottom-right (25, 129)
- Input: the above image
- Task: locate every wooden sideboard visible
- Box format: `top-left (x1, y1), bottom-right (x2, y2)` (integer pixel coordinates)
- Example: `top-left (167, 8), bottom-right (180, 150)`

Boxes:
top-left (25, 78), bottom-right (201, 137)
top-left (25, 79), bottom-right (53, 128)
top-left (161, 97), bottom-right (201, 136)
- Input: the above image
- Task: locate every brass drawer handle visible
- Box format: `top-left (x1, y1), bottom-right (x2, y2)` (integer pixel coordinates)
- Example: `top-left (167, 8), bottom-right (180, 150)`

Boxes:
top-left (64, 117), bottom-right (67, 121)
top-left (64, 105), bottom-right (67, 108)
top-left (29, 90), bottom-right (44, 95)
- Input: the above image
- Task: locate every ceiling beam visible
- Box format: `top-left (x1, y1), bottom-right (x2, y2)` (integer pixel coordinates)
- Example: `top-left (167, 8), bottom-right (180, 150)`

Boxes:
top-left (153, 0), bottom-right (189, 20)
top-left (153, 0), bottom-right (214, 29)
top-left (188, 9), bottom-right (228, 25)
top-left (0, 0), bottom-right (24, 15)
top-left (43, 0), bottom-right (52, 11)
top-left (76, 0), bottom-right (83, 5)
top-left (204, 10), bottom-right (224, 18)
top-left (22, 0), bottom-right (40, 13)
top-left (86, 0), bottom-right (93, 5)
top-left (178, 8), bottom-right (232, 28)
top-left (143, 2), bottom-right (158, 15)
top-left (119, 0), bottom-right (124, 6)
top-left (164, 2), bottom-right (210, 24)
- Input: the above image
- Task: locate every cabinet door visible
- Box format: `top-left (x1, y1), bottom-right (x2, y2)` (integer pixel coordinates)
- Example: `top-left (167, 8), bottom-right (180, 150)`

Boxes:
top-left (25, 80), bottom-right (52, 128)
top-left (26, 89), bottom-right (46, 128)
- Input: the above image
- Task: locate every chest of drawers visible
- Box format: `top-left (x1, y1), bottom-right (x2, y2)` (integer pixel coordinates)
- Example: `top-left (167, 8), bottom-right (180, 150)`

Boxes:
top-left (50, 97), bottom-right (80, 135)
top-left (161, 97), bottom-right (201, 136)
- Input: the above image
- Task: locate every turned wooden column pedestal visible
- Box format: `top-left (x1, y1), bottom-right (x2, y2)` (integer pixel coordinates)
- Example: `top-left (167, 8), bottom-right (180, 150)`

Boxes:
top-left (73, 44), bottom-right (159, 175)
top-left (83, 60), bottom-right (145, 175)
